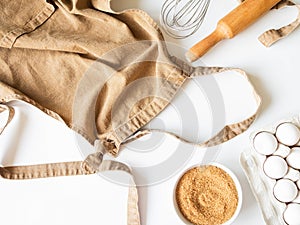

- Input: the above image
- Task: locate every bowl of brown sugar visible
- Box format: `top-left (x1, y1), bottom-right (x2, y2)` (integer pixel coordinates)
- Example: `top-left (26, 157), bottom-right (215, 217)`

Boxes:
top-left (174, 163), bottom-right (242, 225)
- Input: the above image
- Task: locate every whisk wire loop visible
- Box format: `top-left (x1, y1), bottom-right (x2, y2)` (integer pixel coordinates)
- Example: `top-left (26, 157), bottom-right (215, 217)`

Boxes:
top-left (161, 0), bottom-right (210, 38)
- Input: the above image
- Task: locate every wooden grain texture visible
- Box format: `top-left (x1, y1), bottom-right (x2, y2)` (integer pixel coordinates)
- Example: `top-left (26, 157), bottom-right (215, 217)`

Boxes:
top-left (186, 0), bottom-right (281, 62)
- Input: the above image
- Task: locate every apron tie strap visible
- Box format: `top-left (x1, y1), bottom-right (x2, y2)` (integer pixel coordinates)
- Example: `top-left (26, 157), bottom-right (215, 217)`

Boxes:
top-left (82, 140), bottom-right (141, 225)
top-left (259, 0), bottom-right (300, 47)
top-left (0, 109), bottom-right (140, 225)
top-left (239, 0), bottom-right (300, 47)
top-left (0, 104), bottom-right (15, 135)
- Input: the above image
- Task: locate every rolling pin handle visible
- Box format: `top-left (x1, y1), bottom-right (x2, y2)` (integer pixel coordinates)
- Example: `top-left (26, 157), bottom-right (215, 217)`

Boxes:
top-left (186, 28), bottom-right (225, 63)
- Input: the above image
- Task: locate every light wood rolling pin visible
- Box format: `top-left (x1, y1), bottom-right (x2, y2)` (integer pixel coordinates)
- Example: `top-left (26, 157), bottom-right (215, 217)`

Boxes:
top-left (186, 0), bottom-right (281, 62)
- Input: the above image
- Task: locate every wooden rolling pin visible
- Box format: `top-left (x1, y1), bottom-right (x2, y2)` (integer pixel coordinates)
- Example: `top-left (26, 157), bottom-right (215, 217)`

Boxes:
top-left (186, 0), bottom-right (281, 62)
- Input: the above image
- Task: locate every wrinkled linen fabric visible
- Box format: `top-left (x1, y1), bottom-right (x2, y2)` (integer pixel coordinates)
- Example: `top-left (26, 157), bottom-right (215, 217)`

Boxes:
top-left (0, 1), bottom-right (263, 224)
top-left (0, 0), bottom-right (263, 178)
top-left (0, 1), bottom-right (298, 224)
top-left (0, 0), bottom-right (188, 155)
top-left (0, 0), bottom-right (263, 183)
top-left (1, 0), bottom-right (298, 156)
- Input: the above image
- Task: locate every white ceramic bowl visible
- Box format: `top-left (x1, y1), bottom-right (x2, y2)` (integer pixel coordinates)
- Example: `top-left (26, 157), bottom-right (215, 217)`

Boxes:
top-left (173, 163), bottom-right (243, 225)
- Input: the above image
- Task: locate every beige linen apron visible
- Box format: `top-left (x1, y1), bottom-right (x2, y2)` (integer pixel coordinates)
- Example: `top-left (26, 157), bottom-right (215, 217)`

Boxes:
top-left (0, 0), bottom-right (298, 224)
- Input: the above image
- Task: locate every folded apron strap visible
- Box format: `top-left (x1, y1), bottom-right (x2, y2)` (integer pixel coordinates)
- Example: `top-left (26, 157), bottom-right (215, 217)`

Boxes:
top-left (0, 110), bottom-right (140, 225)
top-left (0, 161), bottom-right (140, 225)
top-left (0, 103), bottom-right (89, 179)
top-left (124, 64), bottom-right (261, 149)
top-left (259, 0), bottom-right (300, 47)
top-left (0, 161), bottom-right (91, 179)
top-left (0, 63), bottom-right (261, 225)
top-left (239, 0), bottom-right (300, 47)
top-left (82, 141), bottom-right (140, 225)
top-left (0, 104), bottom-right (14, 135)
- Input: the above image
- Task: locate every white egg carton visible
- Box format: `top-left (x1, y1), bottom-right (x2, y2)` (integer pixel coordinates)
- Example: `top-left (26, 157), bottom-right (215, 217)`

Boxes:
top-left (241, 115), bottom-right (300, 225)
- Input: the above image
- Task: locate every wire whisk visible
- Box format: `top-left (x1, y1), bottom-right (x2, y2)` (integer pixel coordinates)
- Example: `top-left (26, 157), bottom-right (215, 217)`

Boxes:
top-left (160, 0), bottom-right (211, 39)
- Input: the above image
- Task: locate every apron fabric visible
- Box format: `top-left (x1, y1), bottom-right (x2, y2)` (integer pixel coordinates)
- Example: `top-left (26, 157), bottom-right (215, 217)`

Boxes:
top-left (252, 0), bottom-right (300, 46)
top-left (0, 0), bottom-right (298, 224)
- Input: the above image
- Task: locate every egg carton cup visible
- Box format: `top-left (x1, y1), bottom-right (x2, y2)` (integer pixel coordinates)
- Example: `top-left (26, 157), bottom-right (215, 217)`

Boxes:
top-left (240, 115), bottom-right (300, 225)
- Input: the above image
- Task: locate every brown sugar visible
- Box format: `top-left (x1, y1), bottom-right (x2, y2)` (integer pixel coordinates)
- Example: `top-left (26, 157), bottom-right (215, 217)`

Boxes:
top-left (175, 165), bottom-right (239, 225)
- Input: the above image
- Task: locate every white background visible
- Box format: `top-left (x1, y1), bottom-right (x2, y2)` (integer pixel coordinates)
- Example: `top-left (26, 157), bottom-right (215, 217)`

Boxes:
top-left (1, 0), bottom-right (300, 224)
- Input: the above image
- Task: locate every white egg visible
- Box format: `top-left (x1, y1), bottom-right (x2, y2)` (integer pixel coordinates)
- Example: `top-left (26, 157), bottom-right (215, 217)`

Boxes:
top-left (284, 168), bottom-right (300, 182)
top-left (273, 144), bottom-right (291, 158)
top-left (276, 123), bottom-right (300, 146)
top-left (284, 203), bottom-right (300, 225)
top-left (287, 147), bottom-right (300, 169)
top-left (293, 195), bottom-right (300, 204)
top-left (253, 132), bottom-right (278, 155)
top-left (273, 179), bottom-right (298, 203)
top-left (263, 156), bottom-right (288, 179)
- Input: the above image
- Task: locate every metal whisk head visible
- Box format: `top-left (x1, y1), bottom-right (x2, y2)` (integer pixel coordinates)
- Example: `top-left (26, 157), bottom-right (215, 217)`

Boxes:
top-left (160, 0), bottom-right (210, 39)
